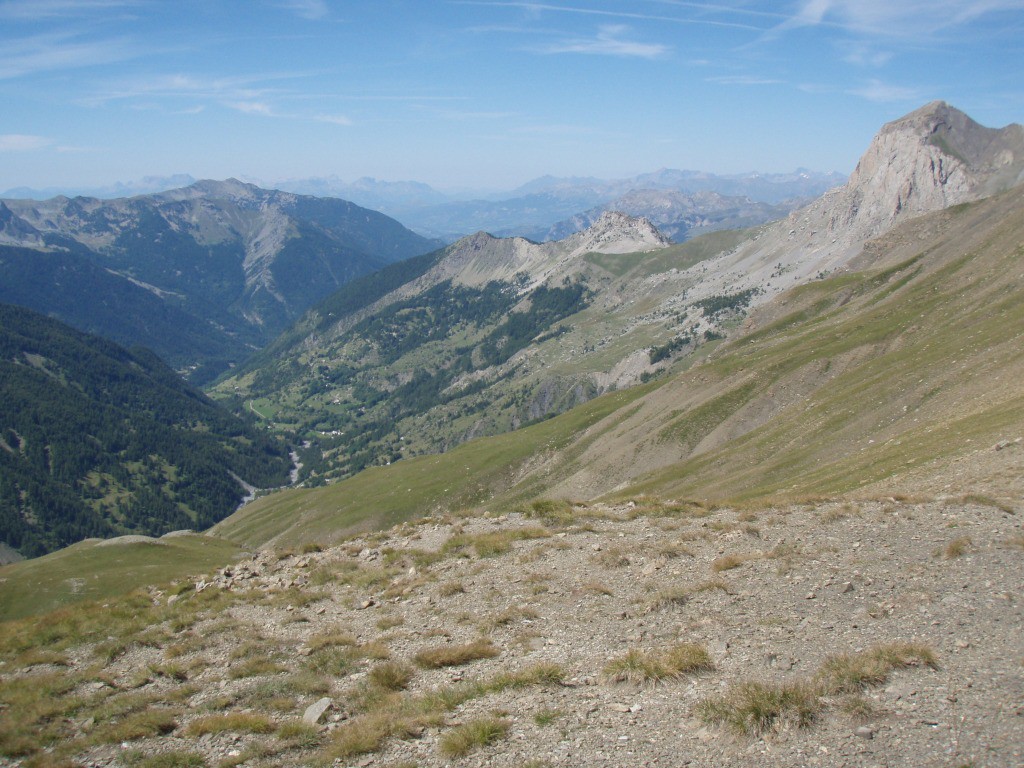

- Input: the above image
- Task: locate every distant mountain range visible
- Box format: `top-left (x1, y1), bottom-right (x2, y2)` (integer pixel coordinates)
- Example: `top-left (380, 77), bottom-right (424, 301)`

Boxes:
top-left (0, 303), bottom-right (291, 558)
top-left (0, 179), bottom-right (441, 381)
top-left (273, 168), bottom-right (846, 242)
top-left (5, 168), bottom-right (846, 245)
top-left (0, 174), bottom-right (199, 201)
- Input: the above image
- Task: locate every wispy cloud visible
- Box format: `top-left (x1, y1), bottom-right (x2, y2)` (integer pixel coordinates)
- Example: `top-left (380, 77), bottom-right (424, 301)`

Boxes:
top-left (0, 0), bottom-right (140, 20)
top-left (847, 79), bottom-right (924, 102)
top-left (838, 41), bottom-right (892, 67)
top-left (0, 32), bottom-right (144, 80)
top-left (707, 74), bottom-right (784, 86)
top-left (85, 72), bottom-right (295, 106)
top-left (227, 100), bottom-right (275, 116)
top-left (86, 71), bottom-right (354, 126)
top-left (537, 24), bottom-right (669, 58)
top-left (0, 134), bottom-right (52, 151)
top-left (458, 2), bottom-right (765, 31)
top-left (226, 98), bottom-right (352, 126)
top-left (777, 0), bottom-right (1024, 37)
top-left (275, 0), bottom-right (329, 20)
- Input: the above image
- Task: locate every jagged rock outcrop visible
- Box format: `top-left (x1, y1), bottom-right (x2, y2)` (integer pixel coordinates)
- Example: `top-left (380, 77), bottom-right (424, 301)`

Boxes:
top-left (827, 101), bottom-right (1024, 238)
top-left (394, 211), bottom-right (671, 292)
top-left (560, 210), bottom-right (672, 254)
top-left (657, 102), bottom-right (1024, 313)
top-left (0, 201), bottom-right (44, 247)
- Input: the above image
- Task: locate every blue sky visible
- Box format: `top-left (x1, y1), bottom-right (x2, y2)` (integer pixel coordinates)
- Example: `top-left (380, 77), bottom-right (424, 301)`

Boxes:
top-left (1, 0), bottom-right (1022, 193)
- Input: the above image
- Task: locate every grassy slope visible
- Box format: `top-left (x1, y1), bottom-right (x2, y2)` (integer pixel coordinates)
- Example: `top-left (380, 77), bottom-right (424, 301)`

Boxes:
top-left (212, 383), bottom-right (655, 548)
top-left (611, 191), bottom-right (1024, 501)
top-left (0, 534), bottom-right (243, 621)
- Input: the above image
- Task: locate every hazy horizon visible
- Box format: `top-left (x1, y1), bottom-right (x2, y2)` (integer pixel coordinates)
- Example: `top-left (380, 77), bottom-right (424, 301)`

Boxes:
top-left (2, 1), bottom-right (1022, 192)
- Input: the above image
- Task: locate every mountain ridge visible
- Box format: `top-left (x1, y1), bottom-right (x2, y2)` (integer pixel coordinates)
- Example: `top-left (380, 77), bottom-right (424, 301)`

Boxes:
top-left (0, 180), bottom-right (441, 380)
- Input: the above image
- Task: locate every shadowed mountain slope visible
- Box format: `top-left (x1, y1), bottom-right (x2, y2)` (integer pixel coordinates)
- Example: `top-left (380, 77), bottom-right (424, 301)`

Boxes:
top-left (0, 304), bottom-right (291, 557)
top-left (0, 180), bottom-right (440, 380)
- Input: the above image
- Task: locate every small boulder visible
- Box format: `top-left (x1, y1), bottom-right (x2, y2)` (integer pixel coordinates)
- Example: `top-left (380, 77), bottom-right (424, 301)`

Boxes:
top-left (303, 697), bottom-right (333, 725)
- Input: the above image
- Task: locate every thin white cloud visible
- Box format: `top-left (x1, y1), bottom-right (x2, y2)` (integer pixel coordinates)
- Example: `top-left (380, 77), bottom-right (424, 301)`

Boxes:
top-left (226, 99), bottom-right (353, 127)
top-left (0, 0), bottom-right (140, 19)
top-left (228, 101), bottom-right (276, 116)
top-left (84, 71), bottom-right (353, 126)
top-left (707, 74), bottom-right (784, 86)
top-left (85, 73), bottom-right (292, 106)
top-left (0, 32), bottom-right (143, 80)
top-left (458, 2), bottom-right (764, 31)
top-left (838, 41), bottom-right (892, 67)
top-left (778, 0), bottom-right (1024, 37)
top-left (275, 0), bottom-right (329, 20)
top-left (0, 134), bottom-right (52, 151)
top-left (848, 79), bottom-right (923, 102)
top-left (539, 24), bottom-right (669, 58)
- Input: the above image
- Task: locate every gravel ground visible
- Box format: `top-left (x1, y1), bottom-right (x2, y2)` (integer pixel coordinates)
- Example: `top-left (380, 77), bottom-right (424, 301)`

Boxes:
top-left (7, 491), bottom-right (1019, 768)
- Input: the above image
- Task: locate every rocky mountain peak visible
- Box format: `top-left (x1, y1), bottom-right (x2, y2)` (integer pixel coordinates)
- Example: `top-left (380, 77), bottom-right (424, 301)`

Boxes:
top-left (567, 210), bottom-right (671, 255)
top-left (160, 177), bottom-right (268, 202)
top-left (827, 102), bottom-right (1024, 238)
top-left (0, 201), bottom-right (43, 246)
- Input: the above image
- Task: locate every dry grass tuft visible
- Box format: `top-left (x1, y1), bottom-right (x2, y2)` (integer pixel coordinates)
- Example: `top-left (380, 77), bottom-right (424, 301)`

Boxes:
top-left (368, 661), bottom-right (414, 692)
top-left (437, 580), bottom-right (466, 597)
top-left (817, 642), bottom-right (938, 694)
top-left (961, 493), bottom-right (1016, 514)
top-left (689, 578), bottom-right (733, 595)
top-left (647, 587), bottom-right (689, 611)
top-left (711, 552), bottom-right (757, 572)
top-left (699, 641), bottom-right (936, 736)
top-left (523, 499), bottom-right (575, 527)
top-left (937, 536), bottom-right (973, 559)
top-left (839, 694), bottom-right (879, 721)
top-left (592, 546), bottom-right (631, 568)
top-left (184, 712), bottom-right (275, 736)
top-left (696, 679), bottom-right (822, 735)
top-left (92, 708), bottom-right (181, 744)
top-left (414, 639), bottom-right (499, 669)
top-left (442, 527), bottom-right (550, 558)
top-left (581, 581), bottom-right (613, 596)
top-left (438, 717), bottom-right (510, 757)
top-left (602, 643), bottom-right (714, 686)
top-left (657, 541), bottom-right (695, 559)
top-left (479, 606), bottom-right (539, 632)
top-left (325, 710), bottom-right (394, 759)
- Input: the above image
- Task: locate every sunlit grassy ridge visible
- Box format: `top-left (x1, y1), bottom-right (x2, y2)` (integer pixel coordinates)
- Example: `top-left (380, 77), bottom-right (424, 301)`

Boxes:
top-left (0, 534), bottom-right (243, 621)
top-left (616, 190), bottom-right (1024, 501)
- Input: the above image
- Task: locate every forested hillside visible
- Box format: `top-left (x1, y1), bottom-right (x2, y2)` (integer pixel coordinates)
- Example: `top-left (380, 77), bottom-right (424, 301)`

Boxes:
top-left (0, 180), bottom-right (441, 381)
top-left (0, 304), bottom-right (291, 557)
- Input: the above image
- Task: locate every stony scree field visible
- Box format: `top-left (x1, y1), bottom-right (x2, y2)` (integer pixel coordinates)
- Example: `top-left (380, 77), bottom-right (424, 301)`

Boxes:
top-left (1, 494), bottom-right (1022, 768)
